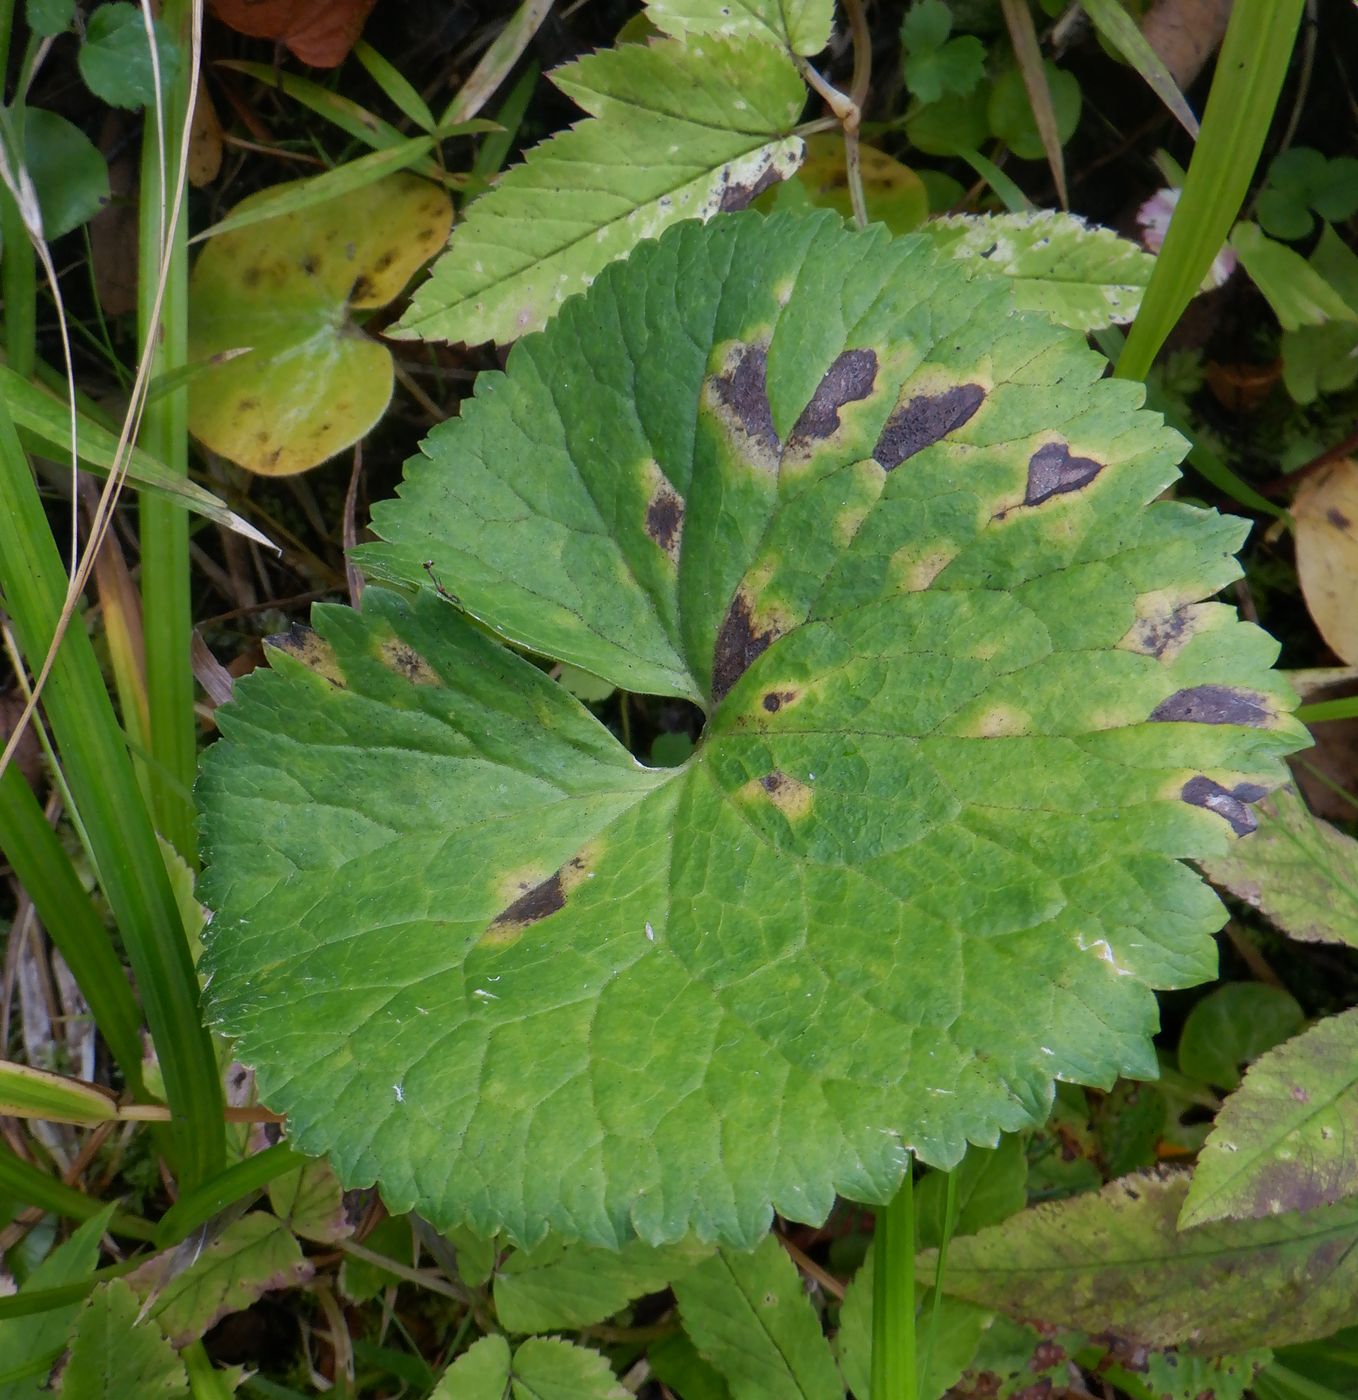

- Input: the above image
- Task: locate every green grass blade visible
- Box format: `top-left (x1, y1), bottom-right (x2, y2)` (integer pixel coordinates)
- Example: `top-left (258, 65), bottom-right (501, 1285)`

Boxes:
top-left (0, 1142), bottom-right (154, 1241)
top-left (1075, 0), bottom-right (1199, 139)
top-left (1116, 0), bottom-right (1304, 381)
top-left (190, 136), bottom-right (435, 243)
top-left (0, 402), bottom-right (224, 1188)
top-left (353, 40), bottom-right (435, 131)
top-left (0, 765), bottom-right (145, 1087)
top-left (1296, 697), bottom-right (1358, 724)
top-left (0, 366), bottom-right (270, 542)
top-left (0, 1260), bottom-right (141, 1320)
top-left (153, 1144), bottom-right (302, 1247)
top-left (137, 0), bottom-right (197, 865)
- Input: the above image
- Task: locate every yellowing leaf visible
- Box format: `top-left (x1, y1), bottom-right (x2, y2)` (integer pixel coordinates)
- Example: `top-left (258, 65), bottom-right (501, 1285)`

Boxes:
top-left (187, 173), bottom-right (451, 476)
top-left (791, 134), bottom-right (929, 233)
top-left (1293, 457), bottom-right (1358, 663)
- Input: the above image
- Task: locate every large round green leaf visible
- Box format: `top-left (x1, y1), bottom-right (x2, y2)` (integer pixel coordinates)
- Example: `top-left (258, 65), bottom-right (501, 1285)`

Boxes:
top-left (199, 211), bottom-right (1305, 1248)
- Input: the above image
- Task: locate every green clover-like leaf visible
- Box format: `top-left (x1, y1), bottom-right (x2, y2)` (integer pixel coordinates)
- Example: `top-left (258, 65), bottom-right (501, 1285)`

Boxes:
top-left (200, 212), bottom-right (1305, 1250)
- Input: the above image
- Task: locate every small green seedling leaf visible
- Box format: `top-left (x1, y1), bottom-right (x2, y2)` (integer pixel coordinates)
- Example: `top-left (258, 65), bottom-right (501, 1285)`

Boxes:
top-left (1281, 224), bottom-right (1358, 403)
top-left (77, 3), bottom-right (181, 110)
top-left (394, 37), bottom-right (805, 345)
top-left (926, 211), bottom-right (1155, 330)
top-left (646, 0), bottom-right (833, 55)
top-left (201, 212), bottom-right (1305, 1249)
top-left (987, 62), bottom-right (1082, 163)
top-left (671, 1235), bottom-right (842, 1398)
top-left (20, 108), bottom-right (109, 238)
top-left (432, 1335), bottom-right (628, 1399)
top-left (906, 88), bottom-right (990, 157)
top-left (495, 1238), bottom-right (708, 1334)
top-left (127, 1214), bottom-right (312, 1347)
top-left (901, 0), bottom-right (986, 105)
top-left (1182, 1008), bottom-right (1358, 1228)
top-left (26, 0), bottom-right (73, 37)
top-left (1178, 982), bottom-right (1305, 1092)
top-left (935, 1169), bottom-right (1358, 1351)
top-left (915, 1136), bottom-right (1028, 1250)
top-left (1257, 147), bottom-right (1358, 242)
top-left (1199, 785), bottom-right (1358, 947)
top-left (58, 1280), bottom-right (189, 1399)
top-left (1231, 221), bottom-right (1358, 331)
top-left (187, 171), bottom-right (451, 475)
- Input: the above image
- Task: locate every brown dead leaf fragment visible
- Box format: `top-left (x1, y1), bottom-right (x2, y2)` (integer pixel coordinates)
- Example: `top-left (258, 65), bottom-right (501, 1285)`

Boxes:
top-left (208, 0), bottom-right (378, 68)
top-left (1293, 458), bottom-right (1358, 665)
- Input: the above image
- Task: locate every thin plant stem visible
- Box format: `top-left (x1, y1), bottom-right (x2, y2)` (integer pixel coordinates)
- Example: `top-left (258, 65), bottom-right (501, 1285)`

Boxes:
top-left (921, 1168), bottom-right (959, 1388)
top-left (872, 1163), bottom-right (917, 1400)
top-left (137, 0), bottom-right (199, 863)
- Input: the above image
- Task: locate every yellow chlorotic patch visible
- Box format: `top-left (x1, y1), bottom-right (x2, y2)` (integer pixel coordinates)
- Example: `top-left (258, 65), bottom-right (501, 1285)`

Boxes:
top-left (891, 543), bottom-right (956, 592)
top-left (738, 770), bottom-right (814, 821)
top-left (268, 626), bottom-right (346, 688)
top-left (377, 637), bottom-right (441, 686)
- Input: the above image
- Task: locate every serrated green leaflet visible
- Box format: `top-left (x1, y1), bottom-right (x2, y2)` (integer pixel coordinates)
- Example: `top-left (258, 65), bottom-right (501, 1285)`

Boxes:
top-left (201, 212), bottom-right (1305, 1249)
top-left (926, 212), bottom-right (1155, 331)
top-left (393, 38), bottom-right (805, 346)
top-left (646, 0), bottom-right (833, 55)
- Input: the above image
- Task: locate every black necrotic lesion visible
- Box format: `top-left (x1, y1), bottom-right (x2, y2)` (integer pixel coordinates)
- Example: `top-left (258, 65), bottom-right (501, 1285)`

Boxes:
top-left (872, 384), bottom-right (986, 471)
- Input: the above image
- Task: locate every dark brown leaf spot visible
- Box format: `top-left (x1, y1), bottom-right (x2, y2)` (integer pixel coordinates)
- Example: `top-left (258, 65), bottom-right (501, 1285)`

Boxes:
top-left (1181, 776), bottom-right (1268, 836)
top-left (1149, 685), bottom-right (1271, 726)
top-left (645, 484), bottom-right (684, 558)
top-left (712, 346), bottom-right (779, 458)
top-left (1291, 1084), bottom-right (1310, 1103)
top-left (760, 771), bottom-right (785, 794)
top-left (299, 254), bottom-right (319, 276)
top-left (1327, 506), bottom-right (1353, 530)
top-left (1024, 442), bottom-right (1103, 505)
top-left (712, 592), bottom-right (778, 702)
top-left (788, 349), bottom-right (878, 443)
top-left (873, 384), bottom-right (985, 470)
top-left (242, 266), bottom-right (262, 289)
top-left (491, 872), bottom-right (565, 929)
top-left (350, 274), bottom-right (374, 302)
top-left (717, 164), bottom-right (783, 212)
top-left (1030, 1343), bottom-right (1066, 1372)
top-left (762, 689), bottom-right (796, 713)
top-left (238, 397), bottom-right (260, 412)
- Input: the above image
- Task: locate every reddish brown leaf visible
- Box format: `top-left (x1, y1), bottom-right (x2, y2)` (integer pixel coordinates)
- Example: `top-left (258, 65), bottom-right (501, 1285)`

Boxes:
top-left (208, 0), bottom-right (377, 68)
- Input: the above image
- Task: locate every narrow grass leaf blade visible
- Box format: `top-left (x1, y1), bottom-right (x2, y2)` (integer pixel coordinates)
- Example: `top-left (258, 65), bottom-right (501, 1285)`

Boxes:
top-left (998, 0), bottom-right (1068, 207)
top-left (1297, 696), bottom-right (1358, 724)
top-left (190, 138), bottom-right (435, 244)
top-left (353, 41), bottom-right (435, 131)
top-left (0, 1143), bottom-right (154, 1240)
top-left (154, 1144), bottom-right (303, 1247)
top-left (0, 401), bottom-right (225, 1186)
top-left (440, 0), bottom-right (554, 127)
top-left (1117, 0), bottom-right (1305, 380)
top-left (0, 366), bottom-right (270, 543)
top-left (0, 1060), bottom-right (117, 1125)
top-left (0, 764), bottom-right (145, 1086)
top-left (1075, 0), bottom-right (1198, 139)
